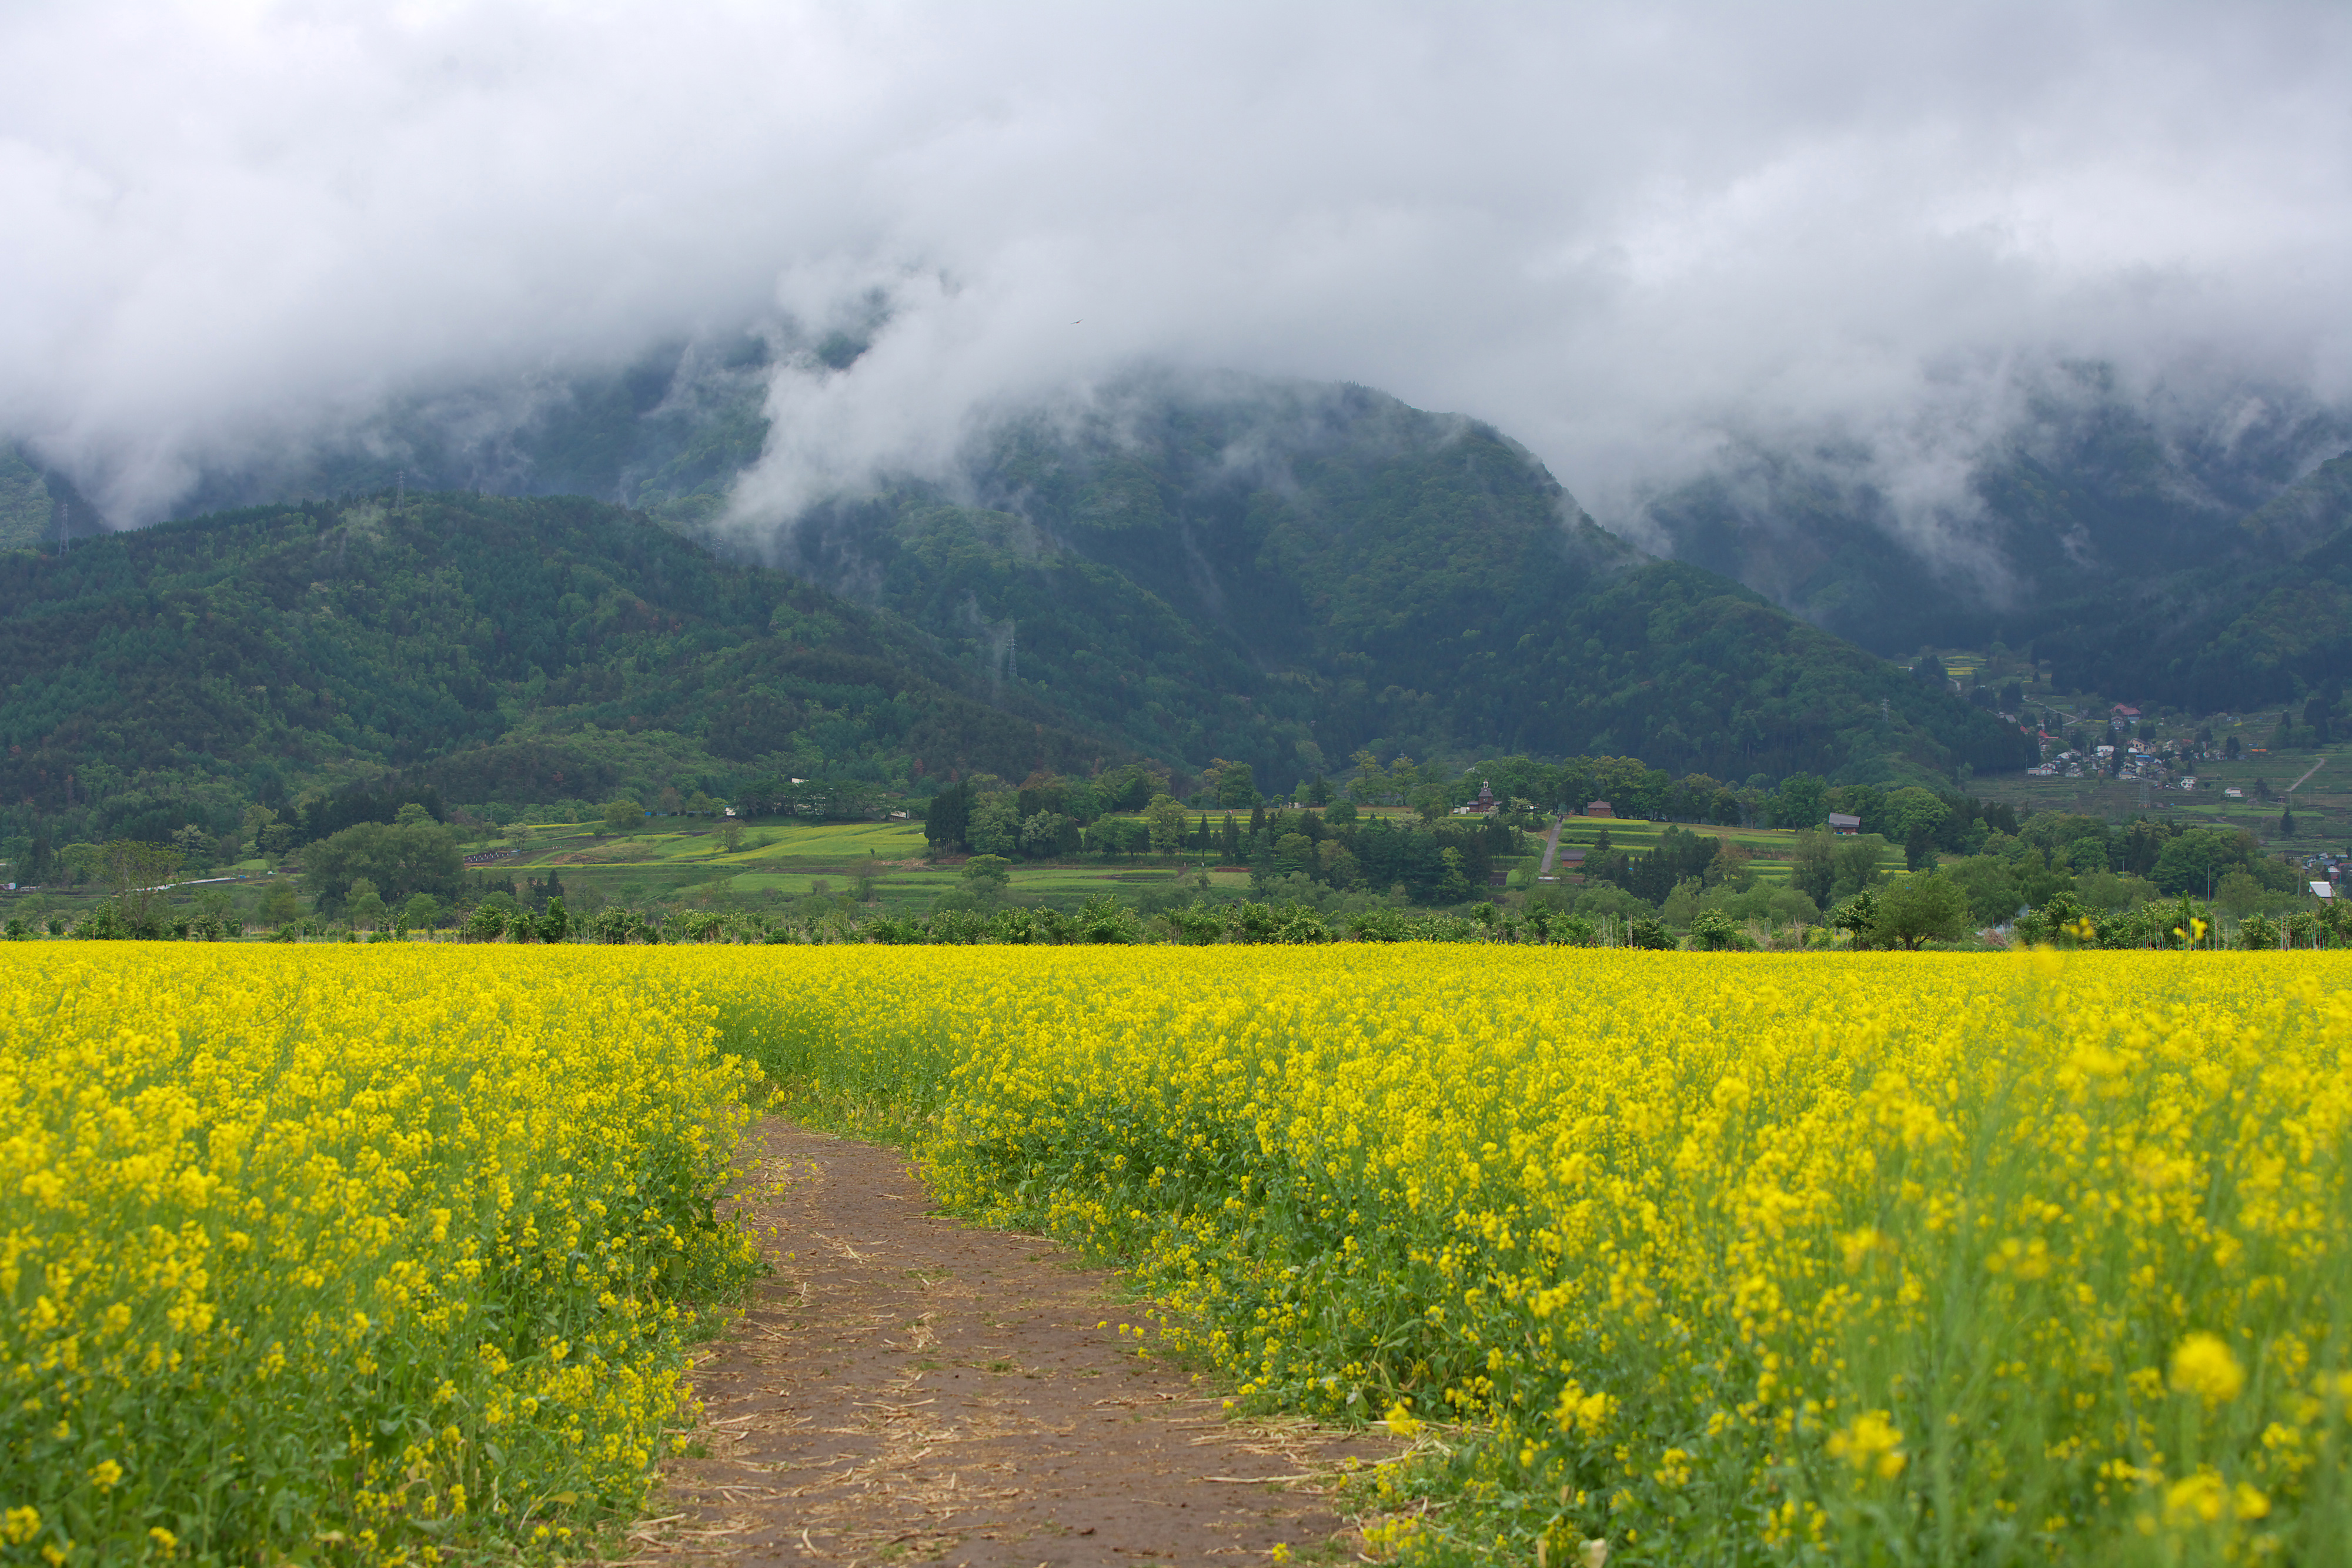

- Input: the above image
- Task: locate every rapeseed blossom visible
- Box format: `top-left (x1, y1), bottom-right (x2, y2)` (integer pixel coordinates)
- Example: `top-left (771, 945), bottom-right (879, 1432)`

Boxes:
top-left (731, 945), bottom-right (2352, 1563)
top-left (2169, 1333), bottom-right (2246, 1406)
top-left (12, 941), bottom-right (2351, 1565)
top-left (0, 948), bottom-right (763, 1564)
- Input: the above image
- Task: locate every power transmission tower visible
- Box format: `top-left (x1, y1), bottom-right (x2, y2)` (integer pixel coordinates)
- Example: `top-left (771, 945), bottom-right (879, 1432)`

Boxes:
top-left (395, 469), bottom-right (405, 511)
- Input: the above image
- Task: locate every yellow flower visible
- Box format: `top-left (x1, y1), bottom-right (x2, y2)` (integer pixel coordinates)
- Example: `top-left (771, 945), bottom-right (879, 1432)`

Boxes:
top-left (12, 934), bottom-right (2352, 1561)
top-left (0, 946), bottom-right (763, 1562)
top-left (1826, 1412), bottom-right (1906, 1480)
top-left (2169, 1334), bottom-right (2246, 1406)
top-left (2164, 1472), bottom-right (2229, 1527)
top-left (2159, 1470), bottom-right (2264, 1530)
top-left (1553, 1382), bottom-right (1615, 1439)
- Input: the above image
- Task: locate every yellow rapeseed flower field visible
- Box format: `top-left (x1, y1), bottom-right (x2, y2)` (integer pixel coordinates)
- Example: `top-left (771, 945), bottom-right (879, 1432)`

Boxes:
top-left (10, 944), bottom-right (2351, 1565)
top-left (727, 945), bottom-right (2352, 1564)
top-left (0, 948), bottom-right (763, 1566)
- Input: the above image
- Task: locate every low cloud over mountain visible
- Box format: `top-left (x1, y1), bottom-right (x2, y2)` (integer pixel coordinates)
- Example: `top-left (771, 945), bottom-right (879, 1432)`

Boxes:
top-left (5, 0), bottom-right (2348, 571)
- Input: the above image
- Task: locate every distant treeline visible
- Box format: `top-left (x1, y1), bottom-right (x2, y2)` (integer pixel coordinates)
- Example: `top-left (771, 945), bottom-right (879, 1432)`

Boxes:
top-left (923, 774), bottom-right (1523, 905)
top-left (28, 889), bottom-right (2348, 952)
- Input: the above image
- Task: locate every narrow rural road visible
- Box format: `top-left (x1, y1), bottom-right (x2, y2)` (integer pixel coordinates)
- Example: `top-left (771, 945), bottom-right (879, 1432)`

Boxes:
top-left (626, 1121), bottom-right (1395, 1566)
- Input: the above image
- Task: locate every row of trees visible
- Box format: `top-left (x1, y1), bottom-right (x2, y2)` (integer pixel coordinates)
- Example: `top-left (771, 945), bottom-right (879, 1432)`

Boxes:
top-left (927, 778), bottom-right (1524, 904)
top-left (1327, 753), bottom-right (2026, 857)
top-left (920, 757), bottom-right (2034, 863)
top-left (1556, 805), bottom-right (2324, 952)
top-left (2013, 888), bottom-right (2352, 950)
top-left (34, 880), bottom-right (2346, 952)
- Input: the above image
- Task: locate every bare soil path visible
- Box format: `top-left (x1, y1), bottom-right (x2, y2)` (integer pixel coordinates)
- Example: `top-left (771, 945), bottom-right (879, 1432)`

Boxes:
top-left (626, 1120), bottom-right (1394, 1567)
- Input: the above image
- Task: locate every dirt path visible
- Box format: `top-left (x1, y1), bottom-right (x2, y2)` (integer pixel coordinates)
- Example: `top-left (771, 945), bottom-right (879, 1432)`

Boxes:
top-left (627, 1121), bottom-right (1395, 1566)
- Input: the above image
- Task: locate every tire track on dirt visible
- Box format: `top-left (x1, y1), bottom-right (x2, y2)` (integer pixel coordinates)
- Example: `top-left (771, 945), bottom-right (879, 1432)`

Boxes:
top-left (627, 1121), bottom-right (1397, 1566)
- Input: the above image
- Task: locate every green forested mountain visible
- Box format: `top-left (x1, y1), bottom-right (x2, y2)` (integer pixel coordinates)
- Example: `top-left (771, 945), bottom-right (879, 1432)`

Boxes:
top-left (153, 333), bottom-right (786, 534)
top-left (0, 373), bottom-right (2034, 858)
top-left (2027, 452), bottom-right (2352, 712)
top-left (45, 342), bottom-right (2352, 721)
top-left (1639, 365), bottom-right (2352, 710)
top-left (0, 447), bottom-right (50, 552)
top-left (0, 444), bottom-right (109, 555)
top-left (0, 493), bottom-right (1131, 847)
top-left (777, 378), bottom-right (2031, 790)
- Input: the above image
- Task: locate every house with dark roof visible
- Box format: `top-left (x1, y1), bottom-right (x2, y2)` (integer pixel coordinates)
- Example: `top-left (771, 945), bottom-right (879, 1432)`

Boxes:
top-left (1455, 780), bottom-right (1499, 815)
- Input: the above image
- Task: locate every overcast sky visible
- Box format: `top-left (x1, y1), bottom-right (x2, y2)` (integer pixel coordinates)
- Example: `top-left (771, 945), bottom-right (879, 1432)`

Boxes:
top-left (5, 1), bottom-right (2348, 526)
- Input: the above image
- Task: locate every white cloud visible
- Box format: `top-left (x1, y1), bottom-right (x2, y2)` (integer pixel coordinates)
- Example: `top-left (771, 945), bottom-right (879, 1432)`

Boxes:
top-left (4, 0), bottom-right (2347, 529)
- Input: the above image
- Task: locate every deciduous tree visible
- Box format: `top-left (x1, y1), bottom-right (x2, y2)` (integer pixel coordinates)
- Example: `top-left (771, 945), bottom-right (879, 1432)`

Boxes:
top-left (1144, 794), bottom-right (1188, 856)
top-left (1870, 874), bottom-right (1969, 950)
top-left (301, 819), bottom-right (461, 912)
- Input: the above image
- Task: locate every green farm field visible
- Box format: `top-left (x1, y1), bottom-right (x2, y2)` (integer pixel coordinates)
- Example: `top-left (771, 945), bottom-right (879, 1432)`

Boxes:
top-left (1546, 815), bottom-right (1907, 885)
top-left (467, 816), bottom-right (1255, 911)
top-left (429, 806), bottom-right (1924, 913)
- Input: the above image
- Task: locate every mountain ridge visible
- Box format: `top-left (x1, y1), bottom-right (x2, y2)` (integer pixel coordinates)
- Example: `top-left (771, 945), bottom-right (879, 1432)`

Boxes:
top-left (0, 493), bottom-right (1138, 844)
top-left (766, 377), bottom-right (2029, 788)
top-left (1635, 367), bottom-right (2352, 703)
top-left (0, 370), bottom-right (2041, 860)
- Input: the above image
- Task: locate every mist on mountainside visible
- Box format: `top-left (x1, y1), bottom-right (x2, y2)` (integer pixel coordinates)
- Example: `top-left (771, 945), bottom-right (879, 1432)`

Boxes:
top-left (1635, 361), bottom-right (2352, 651)
top-left (736, 373), bottom-right (2037, 790)
top-left (5, 3), bottom-right (2348, 587)
top-left (24, 319), bottom-right (2346, 737)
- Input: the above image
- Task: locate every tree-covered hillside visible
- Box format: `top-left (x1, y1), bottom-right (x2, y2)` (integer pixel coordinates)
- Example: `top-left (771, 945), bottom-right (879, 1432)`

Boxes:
top-left (157, 334), bottom-right (781, 532)
top-left (2026, 452), bottom-right (2352, 713)
top-left (779, 378), bottom-right (2032, 790)
top-left (39, 338), bottom-right (2352, 721)
top-left (1639, 364), bottom-right (2352, 702)
top-left (0, 493), bottom-right (1130, 847)
top-left (1, 372), bottom-right (2036, 862)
